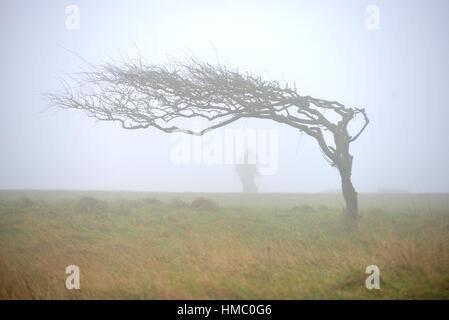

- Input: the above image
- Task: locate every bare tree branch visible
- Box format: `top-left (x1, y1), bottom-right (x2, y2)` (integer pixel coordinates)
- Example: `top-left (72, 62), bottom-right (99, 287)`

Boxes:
top-left (45, 56), bottom-right (368, 151)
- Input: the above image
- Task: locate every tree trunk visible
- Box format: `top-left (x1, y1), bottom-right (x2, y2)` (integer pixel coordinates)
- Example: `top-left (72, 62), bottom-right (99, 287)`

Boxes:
top-left (340, 171), bottom-right (358, 220)
top-left (334, 129), bottom-right (359, 228)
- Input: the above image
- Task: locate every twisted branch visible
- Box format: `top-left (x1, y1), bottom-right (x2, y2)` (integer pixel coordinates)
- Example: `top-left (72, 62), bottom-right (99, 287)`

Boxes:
top-left (45, 56), bottom-right (369, 166)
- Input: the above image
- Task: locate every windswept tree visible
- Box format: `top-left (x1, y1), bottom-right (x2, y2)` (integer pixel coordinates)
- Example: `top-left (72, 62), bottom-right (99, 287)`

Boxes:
top-left (46, 56), bottom-right (369, 224)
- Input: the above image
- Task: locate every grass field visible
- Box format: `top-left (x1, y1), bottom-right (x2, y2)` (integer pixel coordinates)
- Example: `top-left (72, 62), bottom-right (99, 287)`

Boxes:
top-left (1, 191), bottom-right (448, 299)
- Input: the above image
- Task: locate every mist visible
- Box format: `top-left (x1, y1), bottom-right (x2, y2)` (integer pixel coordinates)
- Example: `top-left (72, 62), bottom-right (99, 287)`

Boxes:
top-left (1, 0), bottom-right (448, 193)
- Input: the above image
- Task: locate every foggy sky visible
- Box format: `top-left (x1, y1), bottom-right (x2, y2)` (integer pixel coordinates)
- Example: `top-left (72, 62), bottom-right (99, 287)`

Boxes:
top-left (1, 0), bottom-right (448, 193)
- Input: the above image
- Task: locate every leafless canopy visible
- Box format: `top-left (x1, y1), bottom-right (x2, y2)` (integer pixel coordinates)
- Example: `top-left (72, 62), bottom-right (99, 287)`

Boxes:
top-left (46, 56), bottom-right (368, 167)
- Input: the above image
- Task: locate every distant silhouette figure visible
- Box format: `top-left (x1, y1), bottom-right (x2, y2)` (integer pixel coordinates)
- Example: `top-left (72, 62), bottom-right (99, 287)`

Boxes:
top-left (235, 150), bottom-right (259, 193)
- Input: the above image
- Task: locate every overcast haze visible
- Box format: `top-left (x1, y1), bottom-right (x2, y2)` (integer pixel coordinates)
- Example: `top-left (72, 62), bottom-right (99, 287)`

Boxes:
top-left (1, 0), bottom-right (448, 193)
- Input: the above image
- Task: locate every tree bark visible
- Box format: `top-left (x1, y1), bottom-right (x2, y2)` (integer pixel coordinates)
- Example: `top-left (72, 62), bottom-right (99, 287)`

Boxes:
top-left (334, 128), bottom-right (359, 227)
top-left (340, 170), bottom-right (358, 220)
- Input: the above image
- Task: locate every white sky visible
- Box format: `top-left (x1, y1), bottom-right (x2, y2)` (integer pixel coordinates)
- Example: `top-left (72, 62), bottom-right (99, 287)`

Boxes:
top-left (1, 0), bottom-right (448, 193)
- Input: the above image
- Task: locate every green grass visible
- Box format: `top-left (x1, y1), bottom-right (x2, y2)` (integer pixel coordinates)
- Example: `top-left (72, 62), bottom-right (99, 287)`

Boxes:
top-left (0, 192), bottom-right (448, 299)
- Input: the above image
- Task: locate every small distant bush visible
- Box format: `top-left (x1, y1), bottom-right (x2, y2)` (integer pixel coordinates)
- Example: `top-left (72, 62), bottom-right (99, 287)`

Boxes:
top-left (142, 197), bottom-right (162, 205)
top-left (190, 197), bottom-right (219, 211)
top-left (169, 198), bottom-right (189, 209)
top-left (77, 197), bottom-right (108, 214)
top-left (318, 205), bottom-right (329, 211)
top-left (292, 204), bottom-right (315, 213)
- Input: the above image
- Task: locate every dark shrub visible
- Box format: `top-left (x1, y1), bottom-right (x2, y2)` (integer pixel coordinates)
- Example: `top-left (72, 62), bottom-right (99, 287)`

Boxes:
top-left (190, 197), bottom-right (219, 211)
top-left (77, 197), bottom-right (108, 214)
top-left (292, 204), bottom-right (315, 213)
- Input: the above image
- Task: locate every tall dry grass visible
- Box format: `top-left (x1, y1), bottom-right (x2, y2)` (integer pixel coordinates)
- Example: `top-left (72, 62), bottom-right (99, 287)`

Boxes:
top-left (0, 196), bottom-right (448, 299)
